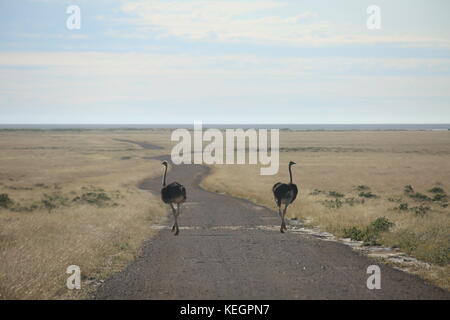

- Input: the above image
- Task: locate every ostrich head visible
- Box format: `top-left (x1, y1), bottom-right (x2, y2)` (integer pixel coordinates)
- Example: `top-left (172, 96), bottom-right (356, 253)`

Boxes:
top-left (162, 160), bottom-right (168, 167)
top-left (289, 161), bottom-right (296, 166)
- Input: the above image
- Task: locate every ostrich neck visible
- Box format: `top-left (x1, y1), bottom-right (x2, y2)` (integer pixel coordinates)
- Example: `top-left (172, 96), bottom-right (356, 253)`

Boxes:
top-left (162, 165), bottom-right (167, 186)
top-left (288, 164), bottom-right (293, 184)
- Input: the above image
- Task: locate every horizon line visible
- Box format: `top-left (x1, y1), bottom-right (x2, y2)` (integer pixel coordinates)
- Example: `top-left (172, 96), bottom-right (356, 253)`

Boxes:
top-left (1, 123), bottom-right (450, 125)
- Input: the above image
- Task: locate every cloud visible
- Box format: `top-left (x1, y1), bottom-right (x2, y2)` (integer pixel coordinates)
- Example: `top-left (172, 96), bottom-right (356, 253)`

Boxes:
top-left (1, 51), bottom-right (450, 123)
top-left (1, 52), bottom-right (450, 75)
top-left (1, 51), bottom-right (450, 111)
top-left (119, 0), bottom-right (334, 45)
top-left (118, 0), bottom-right (450, 47)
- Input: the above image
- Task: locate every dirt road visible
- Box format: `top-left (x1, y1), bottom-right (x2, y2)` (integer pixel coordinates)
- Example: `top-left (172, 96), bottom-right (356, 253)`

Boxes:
top-left (95, 143), bottom-right (449, 299)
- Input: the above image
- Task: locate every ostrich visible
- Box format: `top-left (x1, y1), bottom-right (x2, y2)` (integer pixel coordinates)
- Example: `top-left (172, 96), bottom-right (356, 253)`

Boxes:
top-left (160, 160), bottom-right (186, 236)
top-left (272, 161), bottom-right (298, 233)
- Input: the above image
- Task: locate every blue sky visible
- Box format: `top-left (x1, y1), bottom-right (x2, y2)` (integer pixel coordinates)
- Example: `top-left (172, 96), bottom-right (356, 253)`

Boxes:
top-left (1, 0), bottom-right (450, 124)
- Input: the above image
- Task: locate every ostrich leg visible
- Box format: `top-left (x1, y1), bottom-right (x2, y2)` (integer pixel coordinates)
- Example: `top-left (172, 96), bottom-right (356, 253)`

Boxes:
top-left (281, 204), bottom-right (288, 232)
top-left (170, 203), bottom-right (177, 232)
top-left (173, 203), bottom-right (180, 236)
top-left (278, 206), bottom-right (285, 233)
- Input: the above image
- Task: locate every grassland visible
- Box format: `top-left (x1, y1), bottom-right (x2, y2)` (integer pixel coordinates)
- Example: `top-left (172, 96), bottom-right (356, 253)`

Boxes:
top-left (0, 130), bottom-right (173, 299)
top-left (1, 129), bottom-right (449, 297)
top-left (201, 130), bottom-right (450, 290)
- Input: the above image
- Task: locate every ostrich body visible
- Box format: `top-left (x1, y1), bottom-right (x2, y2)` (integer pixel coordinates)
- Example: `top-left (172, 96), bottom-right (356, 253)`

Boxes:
top-left (272, 161), bottom-right (298, 233)
top-left (161, 160), bottom-right (186, 236)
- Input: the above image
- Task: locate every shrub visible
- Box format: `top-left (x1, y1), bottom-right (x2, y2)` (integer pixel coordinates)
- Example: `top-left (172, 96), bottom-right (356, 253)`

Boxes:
top-left (358, 191), bottom-right (377, 198)
top-left (356, 185), bottom-right (370, 191)
top-left (309, 189), bottom-right (322, 196)
top-left (328, 191), bottom-right (344, 198)
top-left (343, 217), bottom-right (394, 246)
top-left (343, 226), bottom-right (379, 246)
top-left (370, 217), bottom-right (394, 233)
top-left (343, 227), bottom-right (365, 241)
top-left (344, 197), bottom-right (364, 206)
top-left (0, 193), bottom-right (13, 208)
top-left (398, 202), bottom-right (409, 211)
top-left (432, 193), bottom-right (448, 202)
top-left (41, 199), bottom-right (57, 213)
top-left (410, 205), bottom-right (431, 217)
top-left (404, 185), bottom-right (414, 194)
top-left (34, 183), bottom-right (46, 187)
top-left (321, 198), bottom-right (343, 209)
top-left (73, 192), bottom-right (112, 207)
top-left (409, 192), bottom-right (431, 202)
top-left (428, 187), bottom-right (445, 194)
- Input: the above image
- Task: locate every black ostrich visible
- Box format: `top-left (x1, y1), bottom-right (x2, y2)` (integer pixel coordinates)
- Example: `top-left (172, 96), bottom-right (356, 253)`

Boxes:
top-left (272, 161), bottom-right (298, 233)
top-left (160, 160), bottom-right (186, 236)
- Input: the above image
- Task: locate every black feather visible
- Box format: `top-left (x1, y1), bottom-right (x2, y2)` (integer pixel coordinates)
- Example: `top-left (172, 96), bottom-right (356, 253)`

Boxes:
top-left (161, 182), bottom-right (186, 204)
top-left (273, 183), bottom-right (298, 207)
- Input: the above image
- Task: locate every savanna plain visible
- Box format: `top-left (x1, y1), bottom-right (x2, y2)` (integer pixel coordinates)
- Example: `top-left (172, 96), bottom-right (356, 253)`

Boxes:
top-left (0, 129), bottom-right (449, 299)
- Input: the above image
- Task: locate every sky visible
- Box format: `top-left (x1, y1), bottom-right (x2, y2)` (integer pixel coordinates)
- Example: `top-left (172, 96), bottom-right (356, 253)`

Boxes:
top-left (0, 0), bottom-right (450, 124)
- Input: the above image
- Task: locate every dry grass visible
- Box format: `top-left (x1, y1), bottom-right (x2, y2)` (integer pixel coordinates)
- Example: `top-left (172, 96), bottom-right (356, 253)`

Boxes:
top-left (0, 130), bottom-right (172, 299)
top-left (201, 130), bottom-right (450, 290)
top-left (1, 129), bottom-right (449, 296)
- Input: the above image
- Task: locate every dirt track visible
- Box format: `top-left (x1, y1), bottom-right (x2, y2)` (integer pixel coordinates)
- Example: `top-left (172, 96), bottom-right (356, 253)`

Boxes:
top-left (95, 142), bottom-right (450, 300)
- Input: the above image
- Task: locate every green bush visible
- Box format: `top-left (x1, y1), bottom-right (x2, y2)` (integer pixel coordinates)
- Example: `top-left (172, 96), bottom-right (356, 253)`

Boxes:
top-left (410, 205), bottom-right (431, 217)
top-left (41, 199), bottom-right (57, 213)
top-left (432, 193), bottom-right (448, 202)
top-left (321, 198), bottom-right (343, 209)
top-left (0, 193), bottom-right (13, 208)
top-left (343, 226), bottom-right (379, 246)
top-left (358, 191), bottom-right (377, 198)
top-left (408, 192), bottom-right (431, 202)
top-left (370, 217), bottom-right (394, 233)
top-left (328, 191), bottom-right (344, 198)
top-left (356, 185), bottom-right (370, 191)
top-left (73, 192), bottom-right (112, 207)
top-left (428, 187), bottom-right (445, 194)
top-left (343, 227), bottom-right (365, 241)
top-left (342, 217), bottom-right (394, 246)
